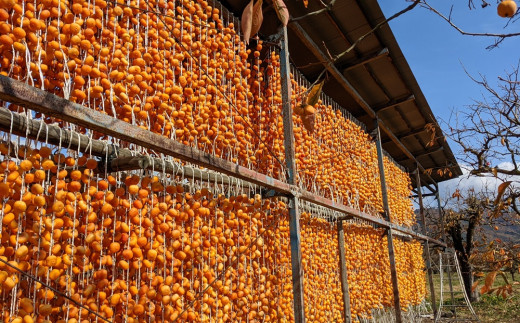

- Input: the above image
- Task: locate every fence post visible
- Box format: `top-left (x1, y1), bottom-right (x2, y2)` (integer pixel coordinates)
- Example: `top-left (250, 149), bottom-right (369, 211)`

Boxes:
top-left (337, 220), bottom-right (352, 322)
top-left (280, 26), bottom-right (306, 323)
top-left (435, 186), bottom-right (456, 313)
top-left (374, 119), bottom-right (402, 323)
top-left (415, 168), bottom-right (437, 318)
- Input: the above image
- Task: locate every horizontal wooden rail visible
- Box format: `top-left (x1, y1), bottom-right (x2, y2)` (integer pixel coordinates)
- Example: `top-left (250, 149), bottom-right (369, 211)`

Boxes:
top-left (0, 108), bottom-right (231, 183)
top-left (0, 75), bottom-right (446, 247)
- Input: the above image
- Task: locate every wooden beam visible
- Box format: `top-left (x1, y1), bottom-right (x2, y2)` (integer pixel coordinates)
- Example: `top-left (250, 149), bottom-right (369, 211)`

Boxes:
top-left (0, 76), bottom-right (446, 248)
top-left (0, 108), bottom-right (233, 184)
top-left (415, 168), bottom-right (437, 318)
top-left (280, 27), bottom-right (306, 323)
top-left (341, 48), bottom-right (389, 73)
top-left (374, 95), bottom-right (415, 114)
top-left (411, 193), bottom-right (437, 198)
top-left (397, 146), bottom-right (444, 163)
top-left (337, 221), bottom-right (352, 323)
top-left (0, 75), bottom-right (295, 194)
top-left (375, 119), bottom-right (402, 323)
top-left (382, 127), bottom-right (427, 145)
top-left (435, 186), bottom-right (457, 310)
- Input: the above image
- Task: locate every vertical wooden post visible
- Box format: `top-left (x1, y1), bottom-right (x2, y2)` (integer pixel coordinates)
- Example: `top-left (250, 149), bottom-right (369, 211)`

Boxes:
top-left (435, 187), bottom-right (456, 314)
top-left (374, 119), bottom-right (402, 323)
top-left (337, 221), bottom-right (352, 323)
top-left (415, 169), bottom-right (437, 318)
top-left (280, 26), bottom-right (306, 323)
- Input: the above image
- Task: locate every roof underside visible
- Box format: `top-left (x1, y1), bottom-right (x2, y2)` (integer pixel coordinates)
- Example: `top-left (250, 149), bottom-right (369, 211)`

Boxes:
top-left (221, 0), bottom-right (462, 190)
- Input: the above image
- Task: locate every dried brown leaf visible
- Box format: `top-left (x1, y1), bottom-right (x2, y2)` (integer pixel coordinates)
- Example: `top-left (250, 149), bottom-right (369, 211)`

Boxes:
top-left (491, 181), bottom-right (513, 219)
top-left (293, 104), bottom-right (304, 116)
top-left (495, 181), bottom-right (512, 205)
top-left (484, 271), bottom-right (497, 290)
top-left (306, 80), bottom-right (324, 106)
top-left (241, 0), bottom-right (254, 45)
top-left (302, 113), bottom-right (315, 133)
top-left (274, 0), bottom-right (289, 26)
top-left (251, 0), bottom-right (263, 38)
top-left (425, 123), bottom-right (436, 147)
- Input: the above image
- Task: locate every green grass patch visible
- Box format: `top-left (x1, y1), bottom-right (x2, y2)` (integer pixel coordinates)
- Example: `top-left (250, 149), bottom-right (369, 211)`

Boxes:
top-left (425, 272), bottom-right (520, 322)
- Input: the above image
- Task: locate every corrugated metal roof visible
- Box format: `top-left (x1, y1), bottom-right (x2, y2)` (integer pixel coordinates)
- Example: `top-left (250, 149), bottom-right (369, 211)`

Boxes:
top-left (221, 0), bottom-right (462, 190)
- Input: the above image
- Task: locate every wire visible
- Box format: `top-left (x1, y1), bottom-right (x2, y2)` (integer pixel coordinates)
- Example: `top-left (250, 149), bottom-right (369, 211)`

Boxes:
top-left (104, 0), bottom-right (234, 35)
top-left (0, 257), bottom-right (112, 323)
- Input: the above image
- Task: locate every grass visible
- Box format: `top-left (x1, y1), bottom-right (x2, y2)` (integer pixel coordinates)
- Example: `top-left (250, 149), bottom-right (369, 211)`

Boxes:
top-left (425, 272), bottom-right (520, 322)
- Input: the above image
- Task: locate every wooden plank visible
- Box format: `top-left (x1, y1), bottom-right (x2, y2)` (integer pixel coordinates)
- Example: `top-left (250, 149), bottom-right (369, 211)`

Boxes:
top-left (0, 75), bottom-right (293, 194)
top-left (397, 146), bottom-right (444, 163)
top-left (280, 26), bottom-right (306, 323)
top-left (337, 221), bottom-right (352, 322)
top-left (374, 119), bottom-right (402, 323)
top-left (373, 95), bottom-right (415, 114)
top-left (0, 77), bottom-right (447, 249)
top-left (382, 127), bottom-right (427, 145)
top-left (415, 169), bottom-right (437, 318)
top-left (435, 188), bottom-right (457, 312)
top-left (341, 48), bottom-right (389, 73)
top-left (0, 107), bottom-right (117, 157)
top-left (306, 191), bottom-right (446, 247)
top-left (0, 108), bottom-right (231, 183)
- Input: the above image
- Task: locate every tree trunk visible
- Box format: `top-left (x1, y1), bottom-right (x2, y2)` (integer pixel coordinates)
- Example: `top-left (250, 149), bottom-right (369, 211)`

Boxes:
top-left (449, 223), bottom-right (479, 302)
top-left (456, 252), bottom-right (479, 302)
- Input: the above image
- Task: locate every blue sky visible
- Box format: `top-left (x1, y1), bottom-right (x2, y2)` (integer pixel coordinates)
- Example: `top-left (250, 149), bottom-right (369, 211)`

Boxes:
top-left (380, 1), bottom-right (520, 198)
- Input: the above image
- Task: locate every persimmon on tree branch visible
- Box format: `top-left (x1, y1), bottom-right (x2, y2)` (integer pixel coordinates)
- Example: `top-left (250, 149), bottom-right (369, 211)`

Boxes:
top-left (421, 0), bottom-right (520, 50)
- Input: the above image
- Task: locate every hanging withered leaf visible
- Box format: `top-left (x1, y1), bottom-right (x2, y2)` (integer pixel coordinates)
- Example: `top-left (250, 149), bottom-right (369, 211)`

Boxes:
top-left (250, 0), bottom-right (263, 39)
top-left (302, 113), bottom-right (315, 133)
top-left (241, 0), bottom-right (254, 45)
top-left (306, 79), bottom-right (324, 106)
top-left (494, 181), bottom-right (512, 205)
top-left (492, 167), bottom-right (498, 177)
top-left (293, 104), bottom-right (305, 116)
top-left (274, 0), bottom-right (289, 26)
top-left (484, 271), bottom-right (498, 292)
top-left (303, 0), bottom-right (309, 8)
top-left (501, 136), bottom-right (506, 146)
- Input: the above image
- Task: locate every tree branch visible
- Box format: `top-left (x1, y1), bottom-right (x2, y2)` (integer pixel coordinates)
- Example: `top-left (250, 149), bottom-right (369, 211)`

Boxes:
top-left (422, 1), bottom-right (520, 38)
top-left (290, 0), bottom-right (337, 22)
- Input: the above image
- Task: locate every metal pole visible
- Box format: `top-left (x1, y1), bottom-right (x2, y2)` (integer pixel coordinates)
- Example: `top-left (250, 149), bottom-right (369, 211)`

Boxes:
top-left (415, 169), bottom-right (437, 318)
top-left (280, 26), bottom-right (306, 323)
top-left (435, 187), bottom-right (456, 316)
top-left (337, 221), bottom-right (352, 322)
top-left (374, 119), bottom-right (402, 323)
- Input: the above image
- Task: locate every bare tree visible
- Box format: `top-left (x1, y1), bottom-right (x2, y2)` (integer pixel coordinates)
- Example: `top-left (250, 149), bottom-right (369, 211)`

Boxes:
top-left (447, 65), bottom-right (520, 214)
top-left (444, 191), bottom-right (487, 301)
top-left (439, 65), bottom-right (520, 301)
